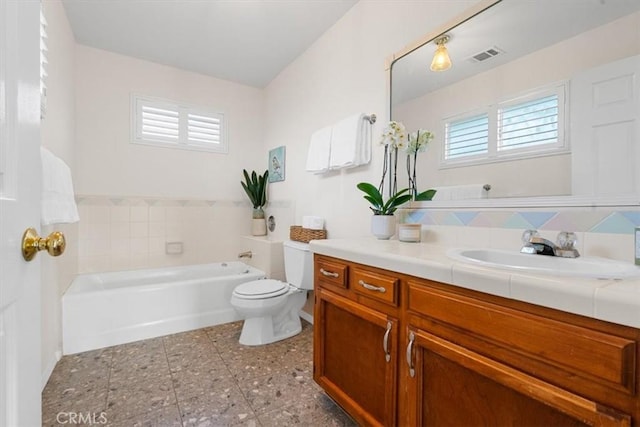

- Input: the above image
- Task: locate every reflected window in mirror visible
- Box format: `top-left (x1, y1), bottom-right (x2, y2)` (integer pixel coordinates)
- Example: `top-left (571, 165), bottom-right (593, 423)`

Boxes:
top-left (442, 83), bottom-right (567, 168)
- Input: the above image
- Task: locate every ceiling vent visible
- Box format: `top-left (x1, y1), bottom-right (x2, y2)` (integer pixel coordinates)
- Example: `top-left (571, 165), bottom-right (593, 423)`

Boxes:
top-left (468, 46), bottom-right (504, 63)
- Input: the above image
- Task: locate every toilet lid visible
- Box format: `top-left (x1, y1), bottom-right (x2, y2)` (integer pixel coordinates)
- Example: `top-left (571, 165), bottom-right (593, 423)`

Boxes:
top-left (234, 279), bottom-right (288, 299)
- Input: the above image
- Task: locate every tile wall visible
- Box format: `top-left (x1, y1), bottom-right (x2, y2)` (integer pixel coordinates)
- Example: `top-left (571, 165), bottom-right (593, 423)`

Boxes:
top-left (400, 206), bottom-right (640, 262)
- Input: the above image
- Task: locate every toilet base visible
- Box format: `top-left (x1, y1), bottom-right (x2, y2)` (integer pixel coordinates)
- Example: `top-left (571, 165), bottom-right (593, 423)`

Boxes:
top-left (239, 312), bottom-right (302, 346)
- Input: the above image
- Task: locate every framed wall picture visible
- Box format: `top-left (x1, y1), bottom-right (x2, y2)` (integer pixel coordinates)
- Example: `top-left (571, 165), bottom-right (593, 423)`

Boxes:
top-left (268, 146), bottom-right (285, 183)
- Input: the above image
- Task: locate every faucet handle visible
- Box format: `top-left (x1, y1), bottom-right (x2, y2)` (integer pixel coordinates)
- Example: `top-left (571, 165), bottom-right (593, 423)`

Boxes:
top-left (557, 231), bottom-right (577, 249)
top-left (521, 229), bottom-right (539, 244)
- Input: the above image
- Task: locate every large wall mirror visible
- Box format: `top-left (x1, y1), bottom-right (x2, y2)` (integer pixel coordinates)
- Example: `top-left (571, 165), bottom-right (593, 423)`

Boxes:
top-left (391, 0), bottom-right (640, 207)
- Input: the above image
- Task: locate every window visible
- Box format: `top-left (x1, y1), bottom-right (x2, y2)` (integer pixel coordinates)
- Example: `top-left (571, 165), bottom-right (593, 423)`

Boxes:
top-left (442, 85), bottom-right (566, 167)
top-left (445, 113), bottom-right (489, 160)
top-left (131, 95), bottom-right (227, 153)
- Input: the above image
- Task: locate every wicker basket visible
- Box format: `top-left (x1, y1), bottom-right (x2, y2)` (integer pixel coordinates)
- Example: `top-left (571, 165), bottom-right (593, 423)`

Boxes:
top-left (290, 225), bottom-right (327, 243)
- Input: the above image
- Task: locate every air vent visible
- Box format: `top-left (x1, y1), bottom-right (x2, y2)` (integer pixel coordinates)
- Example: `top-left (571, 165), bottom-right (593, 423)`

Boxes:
top-left (468, 46), bottom-right (504, 63)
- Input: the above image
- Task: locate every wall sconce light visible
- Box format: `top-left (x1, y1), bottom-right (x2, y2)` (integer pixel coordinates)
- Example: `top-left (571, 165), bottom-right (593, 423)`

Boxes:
top-left (430, 35), bottom-right (452, 72)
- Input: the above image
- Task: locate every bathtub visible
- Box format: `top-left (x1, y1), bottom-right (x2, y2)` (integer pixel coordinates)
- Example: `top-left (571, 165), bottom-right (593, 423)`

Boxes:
top-left (62, 262), bottom-right (265, 354)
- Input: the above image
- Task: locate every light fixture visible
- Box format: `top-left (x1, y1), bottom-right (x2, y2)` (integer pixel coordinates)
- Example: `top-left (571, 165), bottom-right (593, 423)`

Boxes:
top-left (430, 35), bottom-right (452, 72)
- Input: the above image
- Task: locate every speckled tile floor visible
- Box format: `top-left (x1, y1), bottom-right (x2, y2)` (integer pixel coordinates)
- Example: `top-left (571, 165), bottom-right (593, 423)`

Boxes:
top-left (42, 320), bottom-right (356, 426)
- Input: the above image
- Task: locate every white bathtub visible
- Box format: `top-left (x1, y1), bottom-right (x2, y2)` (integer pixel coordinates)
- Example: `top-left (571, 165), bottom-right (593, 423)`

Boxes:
top-left (62, 262), bottom-right (265, 354)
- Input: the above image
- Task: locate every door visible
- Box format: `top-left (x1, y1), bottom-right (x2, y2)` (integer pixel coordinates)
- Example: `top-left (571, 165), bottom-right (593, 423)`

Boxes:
top-left (314, 288), bottom-right (397, 427)
top-left (405, 327), bottom-right (631, 427)
top-left (0, 0), bottom-right (43, 425)
top-left (571, 54), bottom-right (640, 197)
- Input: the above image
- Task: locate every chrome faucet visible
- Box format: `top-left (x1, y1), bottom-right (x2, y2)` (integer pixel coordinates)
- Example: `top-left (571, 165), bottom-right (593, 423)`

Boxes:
top-left (238, 251), bottom-right (252, 259)
top-left (520, 230), bottom-right (580, 258)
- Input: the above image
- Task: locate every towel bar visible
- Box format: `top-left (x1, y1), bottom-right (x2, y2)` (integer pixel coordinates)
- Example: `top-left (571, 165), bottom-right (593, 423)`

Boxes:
top-left (364, 114), bottom-right (376, 124)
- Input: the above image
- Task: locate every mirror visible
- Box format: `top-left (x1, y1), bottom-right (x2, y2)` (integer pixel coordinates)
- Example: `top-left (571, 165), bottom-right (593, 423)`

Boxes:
top-left (391, 0), bottom-right (640, 206)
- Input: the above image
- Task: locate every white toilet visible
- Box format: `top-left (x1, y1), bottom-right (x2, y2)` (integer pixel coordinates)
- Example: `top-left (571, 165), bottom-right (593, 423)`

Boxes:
top-left (230, 240), bottom-right (313, 346)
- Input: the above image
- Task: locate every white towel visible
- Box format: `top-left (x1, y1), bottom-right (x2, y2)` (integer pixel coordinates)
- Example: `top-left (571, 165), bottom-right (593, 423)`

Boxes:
top-left (329, 113), bottom-right (370, 170)
top-left (306, 126), bottom-right (332, 174)
top-left (40, 147), bottom-right (80, 225)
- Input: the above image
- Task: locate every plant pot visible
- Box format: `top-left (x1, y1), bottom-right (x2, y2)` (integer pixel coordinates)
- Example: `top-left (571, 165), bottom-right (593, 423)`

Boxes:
top-left (371, 215), bottom-right (396, 240)
top-left (252, 218), bottom-right (267, 236)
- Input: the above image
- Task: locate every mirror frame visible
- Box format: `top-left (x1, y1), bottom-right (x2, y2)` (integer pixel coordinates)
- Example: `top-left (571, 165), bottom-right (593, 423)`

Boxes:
top-left (386, 0), bottom-right (640, 209)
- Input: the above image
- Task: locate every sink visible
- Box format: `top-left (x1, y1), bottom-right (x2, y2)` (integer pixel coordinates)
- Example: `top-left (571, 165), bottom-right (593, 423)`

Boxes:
top-left (447, 248), bottom-right (640, 279)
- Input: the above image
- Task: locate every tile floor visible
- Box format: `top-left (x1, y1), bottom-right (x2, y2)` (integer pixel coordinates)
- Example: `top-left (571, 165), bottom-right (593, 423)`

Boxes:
top-left (42, 320), bottom-right (355, 426)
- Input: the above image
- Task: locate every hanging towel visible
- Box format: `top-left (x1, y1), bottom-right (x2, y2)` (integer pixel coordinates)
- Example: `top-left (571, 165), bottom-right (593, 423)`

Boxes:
top-left (40, 147), bottom-right (80, 225)
top-left (306, 126), bottom-right (332, 174)
top-left (329, 113), bottom-right (371, 170)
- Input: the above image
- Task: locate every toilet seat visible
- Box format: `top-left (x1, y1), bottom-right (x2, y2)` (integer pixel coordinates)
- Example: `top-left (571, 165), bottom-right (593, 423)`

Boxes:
top-left (233, 279), bottom-right (289, 300)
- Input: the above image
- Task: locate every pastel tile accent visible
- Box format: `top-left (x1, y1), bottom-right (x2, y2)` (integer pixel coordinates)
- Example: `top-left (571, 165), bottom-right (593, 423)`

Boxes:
top-left (539, 212), bottom-right (578, 231)
top-left (590, 212), bottom-right (636, 234)
top-left (620, 211), bottom-right (640, 226)
top-left (467, 212), bottom-right (493, 228)
top-left (518, 212), bottom-right (557, 229)
top-left (568, 211), bottom-right (611, 232)
top-left (503, 213), bottom-right (535, 229)
top-left (453, 211), bottom-right (479, 225)
top-left (441, 212), bottom-right (464, 226)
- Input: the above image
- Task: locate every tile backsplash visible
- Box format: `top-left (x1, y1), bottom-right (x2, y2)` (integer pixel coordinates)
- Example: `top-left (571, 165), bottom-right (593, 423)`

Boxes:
top-left (400, 206), bottom-right (640, 262)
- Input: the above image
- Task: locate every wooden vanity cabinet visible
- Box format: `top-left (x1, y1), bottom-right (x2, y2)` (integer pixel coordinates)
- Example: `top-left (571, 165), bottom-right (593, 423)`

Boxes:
top-left (313, 255), bottom-right (640, 427)
top-left (313, 255), bottom-right (399, 427)
top-left (405, 281), bottom-right (637, 427)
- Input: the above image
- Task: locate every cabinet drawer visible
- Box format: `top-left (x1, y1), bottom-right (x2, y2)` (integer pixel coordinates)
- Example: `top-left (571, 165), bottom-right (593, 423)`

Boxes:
top-left (316, 258), bottom-right (348, 290)
top-left (351, 268), bottom-right (399, 307)
top-left (408, 282), bottom-right (636, 395)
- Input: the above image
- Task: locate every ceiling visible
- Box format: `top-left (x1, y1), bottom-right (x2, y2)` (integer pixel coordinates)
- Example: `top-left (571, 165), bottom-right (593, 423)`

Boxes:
top-left (62, 0), bottom-right (359, 88)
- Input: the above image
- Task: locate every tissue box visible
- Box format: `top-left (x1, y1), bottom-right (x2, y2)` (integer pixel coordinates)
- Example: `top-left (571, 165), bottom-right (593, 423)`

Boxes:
top-left (290, 226), bottom-right (327, 243)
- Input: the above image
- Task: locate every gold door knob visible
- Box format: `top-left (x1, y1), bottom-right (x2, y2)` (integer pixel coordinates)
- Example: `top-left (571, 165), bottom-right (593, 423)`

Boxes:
top-left (21, 228), bottom-right (66, 261)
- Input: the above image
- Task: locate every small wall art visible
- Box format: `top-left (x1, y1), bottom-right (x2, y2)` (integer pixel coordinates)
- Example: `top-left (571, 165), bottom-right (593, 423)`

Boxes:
top-left (268, 146), bottom-right (286, 183)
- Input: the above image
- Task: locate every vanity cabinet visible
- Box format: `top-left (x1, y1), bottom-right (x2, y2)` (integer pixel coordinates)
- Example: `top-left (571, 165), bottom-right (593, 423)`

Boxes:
top-left (313, 256), bottom-right (399, 427)
top-left (313, 254), bottom-right (640, 427)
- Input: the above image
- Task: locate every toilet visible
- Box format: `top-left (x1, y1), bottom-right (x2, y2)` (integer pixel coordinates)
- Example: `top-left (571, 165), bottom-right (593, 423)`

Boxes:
top-left (230, 240), bottom-right (313, 346)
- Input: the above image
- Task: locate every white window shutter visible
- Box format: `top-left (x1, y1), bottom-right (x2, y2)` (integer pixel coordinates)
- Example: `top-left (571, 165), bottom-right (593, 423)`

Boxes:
top-left (445, 114), bottom-right (489, 160)
top-left (498, 94), bottom-right (558, 151)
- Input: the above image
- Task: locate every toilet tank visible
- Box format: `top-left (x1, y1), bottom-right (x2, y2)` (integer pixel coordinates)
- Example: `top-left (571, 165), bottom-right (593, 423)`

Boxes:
top-left (283, 240), bottom-right (313, 290)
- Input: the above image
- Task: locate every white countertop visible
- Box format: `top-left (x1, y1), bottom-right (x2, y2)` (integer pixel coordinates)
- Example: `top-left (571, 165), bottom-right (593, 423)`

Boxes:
top-left (309, 238), bottom-right (640, 329)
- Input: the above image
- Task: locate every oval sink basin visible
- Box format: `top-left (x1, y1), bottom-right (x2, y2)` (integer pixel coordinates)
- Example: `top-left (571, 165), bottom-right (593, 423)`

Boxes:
top-left (447, 248), bottom-right (640, 279)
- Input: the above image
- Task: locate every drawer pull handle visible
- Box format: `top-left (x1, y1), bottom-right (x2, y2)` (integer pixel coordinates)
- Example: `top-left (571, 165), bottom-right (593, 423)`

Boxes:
top-left (383, 321), bottom-right (392, 363)
top-left (320, 268), bottom-right (339, 278)
top-left (358, 280), bottom-right (386, 293)
top-left (407, 331), bottom-right (415, 378)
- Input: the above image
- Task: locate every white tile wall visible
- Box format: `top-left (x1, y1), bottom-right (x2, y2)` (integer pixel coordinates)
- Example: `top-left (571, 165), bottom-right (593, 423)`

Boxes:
top-left (77, 197), bottom-right (296, 274)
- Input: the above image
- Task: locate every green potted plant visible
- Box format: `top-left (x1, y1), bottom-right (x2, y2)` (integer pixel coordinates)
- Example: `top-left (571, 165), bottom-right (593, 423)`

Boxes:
top-left (241, 169), bottom-right (269, 236)
top-left (357, 182), bottom-right (412, 239)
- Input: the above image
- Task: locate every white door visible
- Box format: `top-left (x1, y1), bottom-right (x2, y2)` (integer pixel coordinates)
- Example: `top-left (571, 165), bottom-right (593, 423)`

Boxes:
top-left (571, 55), bottom-right (640, 198)
top-left (0, 0), bottom-right (43, 425)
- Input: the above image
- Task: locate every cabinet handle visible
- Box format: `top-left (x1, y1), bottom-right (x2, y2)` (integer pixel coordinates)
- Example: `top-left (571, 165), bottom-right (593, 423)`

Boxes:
top-left (383, 321), bottom-right (392, 363)
top-left (320, 268), bottom-right (339, 278)
top-left (358, 280), bottom-right (386, 293)
top-left (407, 331), bottom-right (415, 378)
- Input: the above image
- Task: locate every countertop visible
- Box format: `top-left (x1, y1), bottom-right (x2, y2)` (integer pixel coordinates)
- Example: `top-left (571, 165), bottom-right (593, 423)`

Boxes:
top-left (309, 238), bottom-right (640, 329)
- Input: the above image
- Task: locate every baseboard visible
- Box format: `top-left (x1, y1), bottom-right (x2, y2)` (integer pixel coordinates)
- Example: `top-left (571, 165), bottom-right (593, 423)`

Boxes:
top-left (41, 350), bottom-right (62, 391)
top-left (299, 310), bottom-right (313, 325)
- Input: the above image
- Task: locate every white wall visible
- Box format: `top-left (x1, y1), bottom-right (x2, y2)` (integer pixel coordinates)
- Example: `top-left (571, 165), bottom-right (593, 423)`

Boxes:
top-left (40, 0), bottom-right (77, 388)
top-left (263, 0), bottom-right (481, 240)
top-left (75, 45), bottom-right (265, 199)
top-left (74, 46), bottom-right (268, 272)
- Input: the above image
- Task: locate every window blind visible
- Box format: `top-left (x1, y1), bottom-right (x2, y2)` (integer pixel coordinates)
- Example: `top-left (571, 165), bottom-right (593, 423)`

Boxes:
top-left (132, 95), bottom-right (227, 153)
top-left (445, 114), bottom-right (489, 160)
top-left (498, 94), bottom-right (558, 151)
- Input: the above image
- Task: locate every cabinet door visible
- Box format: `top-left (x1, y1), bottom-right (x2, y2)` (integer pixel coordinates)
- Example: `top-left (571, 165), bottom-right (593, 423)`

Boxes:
top-left (405, 327), bottom-right (631, 427)
top-left (314, 288), bottom-right (398, 427)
